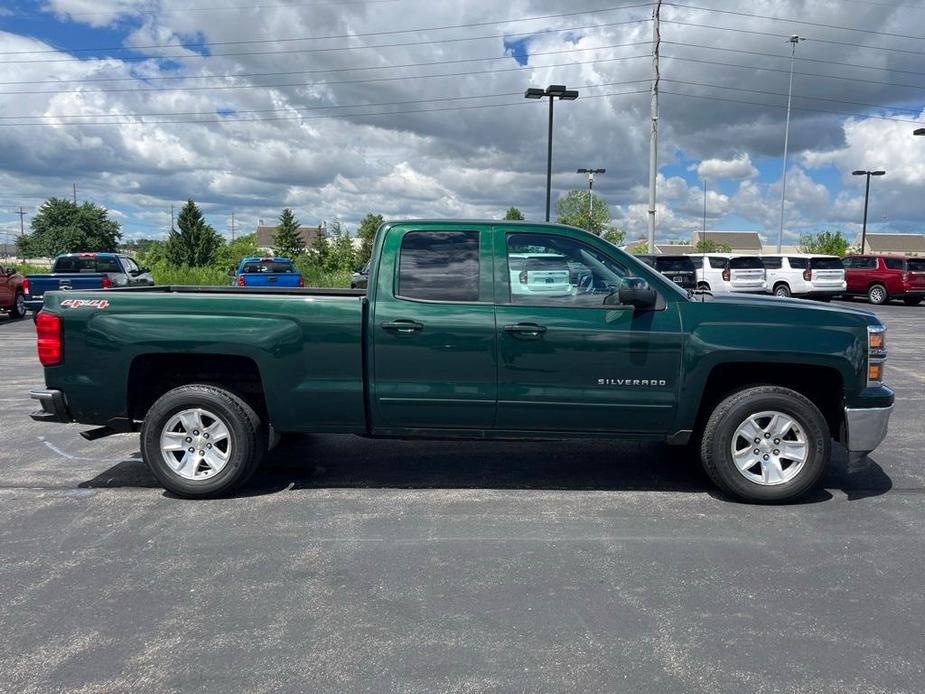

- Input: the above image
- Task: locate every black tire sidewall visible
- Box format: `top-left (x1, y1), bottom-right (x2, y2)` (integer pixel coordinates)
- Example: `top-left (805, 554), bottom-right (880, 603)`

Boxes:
top-left (705, 389), bottom-right (829, 503)
top-left (11, 291), bottom-right (26, 319)
top-left (141, 386), bottom-right (262, 498)
top-left (774, 284), bottom-right (790, 297)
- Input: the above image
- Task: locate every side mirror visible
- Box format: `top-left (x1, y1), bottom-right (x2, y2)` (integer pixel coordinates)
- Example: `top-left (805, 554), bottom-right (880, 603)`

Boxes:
top-left (615, 277), bottom-right (657, 309)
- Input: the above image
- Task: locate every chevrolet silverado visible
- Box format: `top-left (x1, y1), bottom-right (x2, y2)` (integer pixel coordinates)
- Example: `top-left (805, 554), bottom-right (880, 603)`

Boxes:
top-left (29, 220), bottom-right (894, 502)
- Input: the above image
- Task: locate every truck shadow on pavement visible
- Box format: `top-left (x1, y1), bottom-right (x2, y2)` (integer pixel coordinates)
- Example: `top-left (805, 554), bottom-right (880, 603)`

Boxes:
top-left (78, 434), bottom-right (893, 503)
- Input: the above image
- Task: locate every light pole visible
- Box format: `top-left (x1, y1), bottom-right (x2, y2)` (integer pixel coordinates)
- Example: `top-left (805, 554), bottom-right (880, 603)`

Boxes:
top-left (576, 168), bottom-right (605, 230)
top-left (525, 84), bottom-right (579, 222)
top-left (701, 179), bottom-right (707, 233)
top-left (852, 169), bottom-right (885, 254)
top-left (777, 34), bottom-right (805, 252)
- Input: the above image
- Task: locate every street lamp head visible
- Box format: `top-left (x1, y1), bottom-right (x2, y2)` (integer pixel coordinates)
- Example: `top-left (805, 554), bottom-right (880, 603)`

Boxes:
top-left (852, 170), bottom-right (866, 176)
top-left (545, 84), bottom-right (567, 97)
top-left (593, 168), bottom-right (606, 174)
top-left (871, 170), bottom-right (886, 176)
top-left (577, 168), bottom-right (591, 173)
top-left (559, 89), bottom-right (579, 101)
top-left (524, 87), bottom-right (545, 99)
top-left (914, 128), bottom-right (925, 136)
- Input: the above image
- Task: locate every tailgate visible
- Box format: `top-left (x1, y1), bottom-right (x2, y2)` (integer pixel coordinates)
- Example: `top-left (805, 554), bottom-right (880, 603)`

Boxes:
top-left (812, 269), bottom-right (845, 286)
top-left (26, 274), bottom-right (106, 298)
top-left (731, 269), bottom-right (764, 286)
top-left (239, 273), bottom-right (301, 287)
top-left (907, 272), bottom-right (925, 289)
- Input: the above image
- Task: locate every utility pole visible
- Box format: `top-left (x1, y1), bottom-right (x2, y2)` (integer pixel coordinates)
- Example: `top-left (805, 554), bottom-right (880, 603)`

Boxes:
top-left (647, 0), bottom-right (662, 253)
top-left (72, 183), bottom-right (77, 204)
top-left (170, 204), bottom-right (175, 231)
top-left (16, 206), bottom-right (26, 236)
top-left (231, 213), bottom-right (236, 241)
top-left (776, 34), bottom-right (805, 252)
top-left (702, 180), bottom-right (707, 233)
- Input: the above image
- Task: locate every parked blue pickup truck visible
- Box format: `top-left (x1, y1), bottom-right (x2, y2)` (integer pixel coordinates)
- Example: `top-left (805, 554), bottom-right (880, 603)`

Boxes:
top-left (24, 252), bottom-right (153, 316)
top-left (231, 256), bottom-right (303, 287)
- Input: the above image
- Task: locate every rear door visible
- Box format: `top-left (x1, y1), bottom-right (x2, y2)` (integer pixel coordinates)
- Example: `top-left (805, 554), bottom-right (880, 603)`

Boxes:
top-left (370, 224), bottom-right (497, 429)
top-left (494, 227), bottom-right (683, 433)
top-left (906, 258), bottom-right (925, 291)
top-left (729, 256), bottom-right (765, 290)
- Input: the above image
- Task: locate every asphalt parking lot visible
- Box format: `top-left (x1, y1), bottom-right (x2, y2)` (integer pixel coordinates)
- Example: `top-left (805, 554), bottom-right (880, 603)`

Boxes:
top-left (1, 301), bottom-right (924, 693)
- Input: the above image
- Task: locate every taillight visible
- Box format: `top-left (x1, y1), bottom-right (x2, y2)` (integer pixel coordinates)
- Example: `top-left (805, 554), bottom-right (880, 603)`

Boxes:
top-left (722, 267), bottom-right (730, 282)
top-left (36, 312), bottom-right (62, 366)
top-left (101, 275), bottom-right (112, 289)
top-left (237, 274), bottom-right (245, 286)
top-left (22, 277), bottom-right (30, 295)
top-left (298, 275), bottom-right (305, 288)
top-left (803, 268), bottom-right (812, 281)
top-left (902, 272), bottom-right (909, 282)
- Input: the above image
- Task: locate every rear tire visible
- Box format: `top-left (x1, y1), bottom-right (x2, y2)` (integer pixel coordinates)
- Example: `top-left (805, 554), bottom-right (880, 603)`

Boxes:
top-left (903, 297), bottom-right (922, 306)
top-left (700, 385), bottom-right (830, 503)
top-left (140, 384), bottom-right (266, 498)
top-left (773, 283), bottom-right (791, 298)
top-left (697, 282), bottom-right (711, 291)
top-left (868, 284), bottom-right (888, 305)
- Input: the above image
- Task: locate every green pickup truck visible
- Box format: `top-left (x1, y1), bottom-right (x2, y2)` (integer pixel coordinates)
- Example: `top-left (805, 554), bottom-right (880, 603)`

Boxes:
top-left (30, 220), bottom-right (893, 502)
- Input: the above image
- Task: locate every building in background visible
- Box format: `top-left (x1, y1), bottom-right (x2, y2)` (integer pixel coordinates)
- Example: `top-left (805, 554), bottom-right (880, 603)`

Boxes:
top-left (690, 231), bottom-right (763, 254)
top-left (255, 221), bottom-right (325, 254)
top-left (854, 232), bottom-right (925, 255)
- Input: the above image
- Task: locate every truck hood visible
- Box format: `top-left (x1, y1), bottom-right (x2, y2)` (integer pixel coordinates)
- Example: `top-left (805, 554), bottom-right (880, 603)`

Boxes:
top-left (701, 292), bottom-right (880, 321)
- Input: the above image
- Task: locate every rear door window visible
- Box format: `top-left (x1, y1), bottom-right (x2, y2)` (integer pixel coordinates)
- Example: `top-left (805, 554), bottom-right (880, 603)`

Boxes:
top-left (708, 256), bottom-right (727, 269)
top-left (788, 257), bottom-right (808, 270)
top-left (398, 230), bottom-right (480, 302)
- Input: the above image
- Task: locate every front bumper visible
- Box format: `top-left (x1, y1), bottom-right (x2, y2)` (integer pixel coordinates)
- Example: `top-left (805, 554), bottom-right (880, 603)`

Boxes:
top-left (844, 404), bottom-right (893, 454)
top-left (30, 389), bottom-right (72, 423)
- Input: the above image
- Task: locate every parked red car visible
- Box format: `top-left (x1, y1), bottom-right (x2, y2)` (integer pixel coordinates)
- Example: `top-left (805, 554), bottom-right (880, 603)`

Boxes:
top-left (842, 254), bottom-right (925, 305)
top-left (0, 262), bottom-right (26, 319)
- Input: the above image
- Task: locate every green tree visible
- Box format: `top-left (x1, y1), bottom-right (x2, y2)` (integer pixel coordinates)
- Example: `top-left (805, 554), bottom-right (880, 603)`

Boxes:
top-left (356, 213), bottom-right (384, 265)
top-left (17, 197), bottom-right (121, 257)
top-left (601, 227), bottom-right (626, 246)
top-left (272, 208), bottom-right (305, 258)
top-left (503, 207), bottom-right (525, 221)
top-left (215, 233), bottom-right (260, 270)
top-left (556, 190), bottom-right (612, 235)
top-left (324, 219), bottom-right (356, 272)
top-left (310, 223), bottom-right (330, 268)
top-left (799, 230), bottom-right (850, 256)
top-left (695, 239), bottom-right (733, 253)
top-left (627, 240), bottom-right (649, 254)
top-left (165, 200), bottom-right (223, 267)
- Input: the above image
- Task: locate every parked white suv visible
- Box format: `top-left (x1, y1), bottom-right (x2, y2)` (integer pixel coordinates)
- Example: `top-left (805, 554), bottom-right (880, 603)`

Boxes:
top-left (760, 254), bottom-right (846, 300)
top-left (687, 254), bottom-right (767, 293)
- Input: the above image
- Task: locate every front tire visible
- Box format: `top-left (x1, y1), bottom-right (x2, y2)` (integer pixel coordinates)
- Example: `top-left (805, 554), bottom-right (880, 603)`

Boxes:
top-left (700, 386), bottom-right (830, 503)
top-left (140, 384), bottom-right (266, 498)
top-left (10, 291), bottom-right (26, 319)
top-left (868, 284), bottom-right (888, 305)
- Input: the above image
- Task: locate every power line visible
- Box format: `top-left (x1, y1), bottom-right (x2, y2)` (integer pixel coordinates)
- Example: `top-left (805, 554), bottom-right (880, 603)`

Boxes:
top-left (664, 2), bottom-right (925, 42)
top-left (662, 40), bottom-right (925, 79)
top-left (661, 19), bottom-right (925, 57)
top-left (0, 40), bottom-right (652, 86)
top-left (0, 18), bottom-right (651, 65)
top-left (0, 4), bottom-right (653, 55)
top-left (0, 86), bottom-right (651, 127)
top-left (0, 53), bottom-right (651, 105)
top-left (661, 89), bottom-right (924, 125)
top-left (39, 0), bottom-right (402, 17)
top-left (661, 54), bottom-right (925, 91)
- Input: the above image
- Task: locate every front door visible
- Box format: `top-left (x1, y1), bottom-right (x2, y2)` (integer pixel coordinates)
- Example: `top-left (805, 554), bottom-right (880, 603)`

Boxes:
top-left (371, 224), bottom-right (497, 430)
top-left (494, 228), bottom-right (684, 434)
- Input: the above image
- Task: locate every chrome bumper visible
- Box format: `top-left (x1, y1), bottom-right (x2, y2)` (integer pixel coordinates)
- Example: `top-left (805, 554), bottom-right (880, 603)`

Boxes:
top-left (844, 405), bottom-right (893, 453)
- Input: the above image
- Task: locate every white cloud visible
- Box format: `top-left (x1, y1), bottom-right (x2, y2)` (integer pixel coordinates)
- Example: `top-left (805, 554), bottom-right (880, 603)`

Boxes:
top-left (693, 153), bottom-right (759, 181)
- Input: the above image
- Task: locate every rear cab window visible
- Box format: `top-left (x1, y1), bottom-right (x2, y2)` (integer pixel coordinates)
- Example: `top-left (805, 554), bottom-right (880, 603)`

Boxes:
top-left (52, 255), bottom-right (120, 273)
top-left (397, 230), bottom-right (480, 302)
top-left (242, 260), bottom-right (295, 273)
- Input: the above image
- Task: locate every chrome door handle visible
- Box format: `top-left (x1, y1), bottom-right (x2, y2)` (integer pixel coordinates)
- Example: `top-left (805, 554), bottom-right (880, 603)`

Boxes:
top-left (503, 323), bottom-right (547, 338)
top-left (380, 320), bottom-right (423, 334)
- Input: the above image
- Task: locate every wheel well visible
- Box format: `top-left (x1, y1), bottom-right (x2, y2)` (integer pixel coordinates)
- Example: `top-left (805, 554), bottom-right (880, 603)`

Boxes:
top-left (867, 282), bottom-right (886, 292)
top-left (695, 362), bottom-right (843, 439)
top-left (128, 354), bottom-right (267, 421)
top-left (773, 281), bottom-right (789, 291)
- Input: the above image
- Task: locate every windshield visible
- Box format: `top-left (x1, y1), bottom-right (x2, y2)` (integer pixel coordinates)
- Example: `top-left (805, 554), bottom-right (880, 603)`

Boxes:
top-left (655, 257), bottom-right (694, 272)
top-left (729, 257), bottom-right (763, 269)
top-left (810, 257), bottom-right (844, 270)
top-left (242, 261), bottom-right (294, 273)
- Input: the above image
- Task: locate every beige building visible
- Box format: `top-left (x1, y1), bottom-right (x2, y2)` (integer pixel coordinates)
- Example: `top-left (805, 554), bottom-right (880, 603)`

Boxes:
top-left (854, 232), bottom-right (925, 255)
top-left (255, 222), bottom-right (325, 253)
top-left (690, 230), bottom-right (763, 254)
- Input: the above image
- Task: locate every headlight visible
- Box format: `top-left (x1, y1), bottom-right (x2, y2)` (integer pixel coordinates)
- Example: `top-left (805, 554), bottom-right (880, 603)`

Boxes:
top-left (867, 325), bottom-right (887, 386)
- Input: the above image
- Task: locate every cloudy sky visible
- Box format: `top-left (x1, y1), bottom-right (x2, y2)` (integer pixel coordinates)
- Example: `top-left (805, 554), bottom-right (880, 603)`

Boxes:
top-left (0, 0), bottom-right (923, 247)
